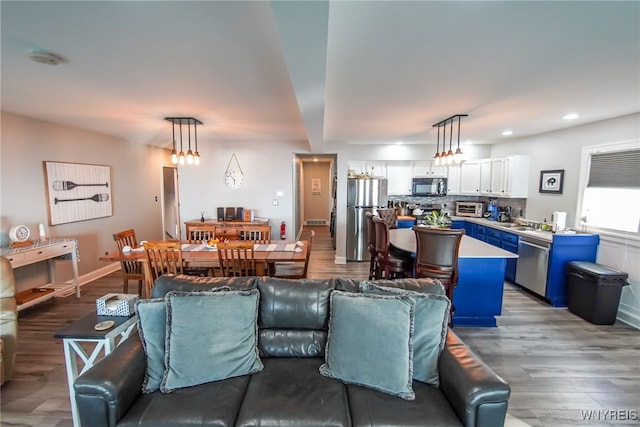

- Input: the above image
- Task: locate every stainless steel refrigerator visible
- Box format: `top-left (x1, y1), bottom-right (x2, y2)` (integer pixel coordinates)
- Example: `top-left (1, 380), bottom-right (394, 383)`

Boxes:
top-left (346, 177), bottom-right (388, 261)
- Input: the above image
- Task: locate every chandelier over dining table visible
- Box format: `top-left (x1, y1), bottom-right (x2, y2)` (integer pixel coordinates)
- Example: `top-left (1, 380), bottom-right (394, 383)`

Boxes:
top-left (433, 114), bottom-right (468, 166)
top-left (165, 117), bottom-right (203, 166)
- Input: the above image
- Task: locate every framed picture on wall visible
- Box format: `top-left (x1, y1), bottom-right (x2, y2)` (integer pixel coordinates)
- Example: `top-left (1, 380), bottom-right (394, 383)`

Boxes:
top-left (539, 169), bottom-right (564, 194)
top-left (43, 161), bottom-right (113, 225)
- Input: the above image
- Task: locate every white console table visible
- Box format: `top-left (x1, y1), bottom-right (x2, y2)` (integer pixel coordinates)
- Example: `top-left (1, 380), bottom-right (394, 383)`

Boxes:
top-left (0, 238), bottom-right (80, 310)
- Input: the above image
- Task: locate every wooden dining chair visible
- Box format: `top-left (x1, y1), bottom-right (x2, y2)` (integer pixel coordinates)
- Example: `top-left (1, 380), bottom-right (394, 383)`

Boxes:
top-left (112, 229), bottom-right (144, 295)
top-left (240, 225), bottom-right (271, 244)
top-left (185, 224), bottom-right (216, 243)
top-left (183, 224), bottom-right (217, 276)
top-left (270, 230), bottom-right (315, 279)
top-left (143, 241), bottom-right (184, 282)
top-left (372, 216), bottom-right (413, 279)
top-left (217, 242), bottom-right (256, 277)
top-left (365, 212), bottom-right (378, 280)
top-left (414, 226), bottom-right (465, 322)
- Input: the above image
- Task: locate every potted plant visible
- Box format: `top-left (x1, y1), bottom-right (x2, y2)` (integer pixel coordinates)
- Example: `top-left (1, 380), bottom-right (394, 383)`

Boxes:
top-left (422, 211), bottom-right (452, 228)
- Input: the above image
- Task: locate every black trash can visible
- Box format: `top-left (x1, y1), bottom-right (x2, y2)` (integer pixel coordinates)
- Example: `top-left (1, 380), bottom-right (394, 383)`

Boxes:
top-left (566, 261), bottom-right (629, 325)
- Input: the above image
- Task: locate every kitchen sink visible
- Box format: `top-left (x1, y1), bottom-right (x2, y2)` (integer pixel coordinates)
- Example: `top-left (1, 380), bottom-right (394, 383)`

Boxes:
top-left (496, 223), bottom-right (531, 231)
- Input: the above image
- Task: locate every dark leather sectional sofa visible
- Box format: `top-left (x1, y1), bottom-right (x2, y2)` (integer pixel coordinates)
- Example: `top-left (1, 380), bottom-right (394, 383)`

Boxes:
top-left (74, 275), bottom-right (510, 427)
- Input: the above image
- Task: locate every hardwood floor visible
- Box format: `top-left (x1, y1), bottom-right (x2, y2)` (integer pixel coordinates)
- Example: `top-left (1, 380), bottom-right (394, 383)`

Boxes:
top-left (1, 226), bottom-right (638, 427)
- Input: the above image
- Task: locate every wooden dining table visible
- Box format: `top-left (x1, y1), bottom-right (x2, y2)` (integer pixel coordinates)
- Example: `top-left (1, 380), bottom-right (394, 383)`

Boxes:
top-left (100, 240), bottom-right (308, 298)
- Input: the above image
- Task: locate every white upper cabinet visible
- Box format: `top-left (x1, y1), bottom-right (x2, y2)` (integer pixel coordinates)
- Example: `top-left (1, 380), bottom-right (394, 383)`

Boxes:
top-left (348, 161), bottom-right (387, 178)
top-left (500, 155), bottom-right (530, 197)
top-left (460, 160), bottom-right (482, 194)
top-left (460, 156), bottom-right (529, 197)
top-left (412, 160), bottom-right (447, 177)
top-left (387, 162), bottom-right (413, 195)
top-left (447, 164), bottom-right (461, 195)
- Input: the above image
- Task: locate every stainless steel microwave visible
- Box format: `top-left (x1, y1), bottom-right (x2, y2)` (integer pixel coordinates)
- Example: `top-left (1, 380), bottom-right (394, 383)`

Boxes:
top-left (411, 177), bottom-right (447, 196)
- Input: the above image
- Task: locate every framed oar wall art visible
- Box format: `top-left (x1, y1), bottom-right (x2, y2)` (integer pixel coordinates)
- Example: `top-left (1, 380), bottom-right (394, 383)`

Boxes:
top-left (43, 161), bottom-right (113, 225)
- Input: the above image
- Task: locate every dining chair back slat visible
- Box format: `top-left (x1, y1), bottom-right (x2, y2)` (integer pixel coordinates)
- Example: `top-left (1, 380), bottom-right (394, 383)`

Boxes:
top-left (185, 224), bottom-right (217, 244)
top-left (112, 229), bottom-right (144, 294)
top-left (240, 226), bottom-right (271, 243)
top-left (143, 241), bottom-right (184, 281)
top-left (217, 242), bottom-right (256, 277)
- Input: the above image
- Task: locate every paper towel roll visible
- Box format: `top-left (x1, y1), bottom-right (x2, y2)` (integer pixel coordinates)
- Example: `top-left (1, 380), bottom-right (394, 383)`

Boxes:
top-left (552, 212), bottom-right (567, 232)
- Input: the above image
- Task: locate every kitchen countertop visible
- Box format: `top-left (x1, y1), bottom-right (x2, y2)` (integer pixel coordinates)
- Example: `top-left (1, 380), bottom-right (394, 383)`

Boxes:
top-left (450, 216), bottom-right (571, 243)
top-left (389, 229), bottom-right (517, 259)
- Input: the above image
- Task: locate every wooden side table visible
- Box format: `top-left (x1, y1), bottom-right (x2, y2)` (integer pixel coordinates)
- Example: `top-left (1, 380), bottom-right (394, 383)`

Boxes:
top-left (54, 312), bottom-right (137, 427)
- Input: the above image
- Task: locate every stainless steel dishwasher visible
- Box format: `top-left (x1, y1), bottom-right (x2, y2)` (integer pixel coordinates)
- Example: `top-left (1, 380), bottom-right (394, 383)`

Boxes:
top-left (515, 236), bottom-right (550, 297)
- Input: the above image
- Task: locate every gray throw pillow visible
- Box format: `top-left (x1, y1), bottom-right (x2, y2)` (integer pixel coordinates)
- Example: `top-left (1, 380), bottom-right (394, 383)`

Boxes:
top-left (135, 298), bottom-right (166, 393)
top-left (161, 289), bottom-right (263, 393)
top-left (319, 291), bottom-right (416, 400)
top-left (360, 282), bottom-right (450, 386)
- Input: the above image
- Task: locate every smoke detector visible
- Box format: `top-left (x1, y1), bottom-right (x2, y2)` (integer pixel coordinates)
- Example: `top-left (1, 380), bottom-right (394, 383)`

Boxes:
top-left (29, 51), bottom-right (64, 65)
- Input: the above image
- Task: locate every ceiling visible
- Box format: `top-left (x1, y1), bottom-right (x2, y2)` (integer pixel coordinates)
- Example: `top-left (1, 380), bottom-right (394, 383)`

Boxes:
top-left (2, 1), bottom-right (638, 153)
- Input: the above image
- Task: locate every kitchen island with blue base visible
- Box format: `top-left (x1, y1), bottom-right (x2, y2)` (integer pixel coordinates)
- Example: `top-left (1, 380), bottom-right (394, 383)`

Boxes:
top-left (389, 229), bottom-right (517, 327)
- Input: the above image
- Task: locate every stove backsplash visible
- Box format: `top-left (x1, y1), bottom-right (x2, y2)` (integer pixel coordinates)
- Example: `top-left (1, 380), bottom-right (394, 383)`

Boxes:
top-left (388, 195), bottom-right (527, 219)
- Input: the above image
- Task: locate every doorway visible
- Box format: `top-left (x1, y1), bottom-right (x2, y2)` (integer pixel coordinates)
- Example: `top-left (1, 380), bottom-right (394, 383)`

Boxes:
top-left (161, 164), bottom-right (180, 239)
top-left (293, 154), bottom-right (337, 241)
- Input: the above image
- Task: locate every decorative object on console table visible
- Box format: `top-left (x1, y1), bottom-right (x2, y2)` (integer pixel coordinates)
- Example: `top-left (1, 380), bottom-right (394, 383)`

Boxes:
top-left (9, 225), bottom-right (32, 248)
top-left (539, 169), bottom-right (564, 194)
top-left (43, 161), bottom-right (113, 225)
top-left (96, 293), bottom-right (139, 316)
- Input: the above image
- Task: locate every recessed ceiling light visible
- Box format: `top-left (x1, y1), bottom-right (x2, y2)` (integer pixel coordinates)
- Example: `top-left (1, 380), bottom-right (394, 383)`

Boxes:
top-left (502, 130), bottom-right (513, 136)
top-left (313, 158), bottom-right (318, 162)
top-left (563, 113), bottom-right (579, 120)
top-left (29, 50), bottom-right (64, 66)
top-left (395, 141), bottom-right (403, 145)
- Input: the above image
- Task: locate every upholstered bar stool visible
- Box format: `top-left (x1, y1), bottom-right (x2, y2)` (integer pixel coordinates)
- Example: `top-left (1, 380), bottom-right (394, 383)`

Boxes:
top-left (372, 216), bottom-right (413, 279)
top-left (414, 226), bottom-right (465, 322)
top-left (365, 212), bottom-right (378, 280)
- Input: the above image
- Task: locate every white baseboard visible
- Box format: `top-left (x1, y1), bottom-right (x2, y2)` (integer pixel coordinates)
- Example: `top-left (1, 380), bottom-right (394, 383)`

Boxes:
top-left (334, 255), bottom-right (347, 265)
top-left (59, 263), bottom-right (121, 291)
top-left (617, 303), bottom-right (640, 330)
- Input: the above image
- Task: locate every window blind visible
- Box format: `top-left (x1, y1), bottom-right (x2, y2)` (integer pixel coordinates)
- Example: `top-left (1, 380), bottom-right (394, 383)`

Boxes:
top-left (587, 149), bottom-right (640, 188)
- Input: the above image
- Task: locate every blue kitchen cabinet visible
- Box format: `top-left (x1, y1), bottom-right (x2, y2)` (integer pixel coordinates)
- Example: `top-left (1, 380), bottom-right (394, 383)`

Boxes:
top-left (485, 227), bottom-right (501, 247)
top-left (451, 220), bottom-right (465, 230)
top-left (546, 234), bottom-right (599, 307)
top-left (500, 231), bottom-right (519, 283)
top-left (464, 222), bottom-right (477, 238)
top-left (475, 224), bottom-right (487, 242)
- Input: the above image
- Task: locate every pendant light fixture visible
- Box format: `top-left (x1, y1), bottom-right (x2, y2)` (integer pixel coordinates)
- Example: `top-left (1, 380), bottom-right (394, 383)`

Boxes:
top-left (433, 125), bottom-right (441, 166)
top-left (446, 118), bottom-right (454, 165)
top-left (165, 117), bottom-right (203, 166)
top-left (454, 115), bottom-right (464, 164)
top-left (440, 120), bottom-right (447, 160)
top-left (432, 114), bottom-right (468, 165)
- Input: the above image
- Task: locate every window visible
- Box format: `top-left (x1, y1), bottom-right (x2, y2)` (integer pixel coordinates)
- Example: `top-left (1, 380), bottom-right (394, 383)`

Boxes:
top-left (578, 143), bottom-right (640, 235)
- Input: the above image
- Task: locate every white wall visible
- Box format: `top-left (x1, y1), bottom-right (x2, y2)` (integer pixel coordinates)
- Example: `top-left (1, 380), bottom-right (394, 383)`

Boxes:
top-left (1, 112), bottom-right (168, 292)
top-left (176, 139), bottom-right (309, 240)
top-left (490, 113), bottom-right (640, 226)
